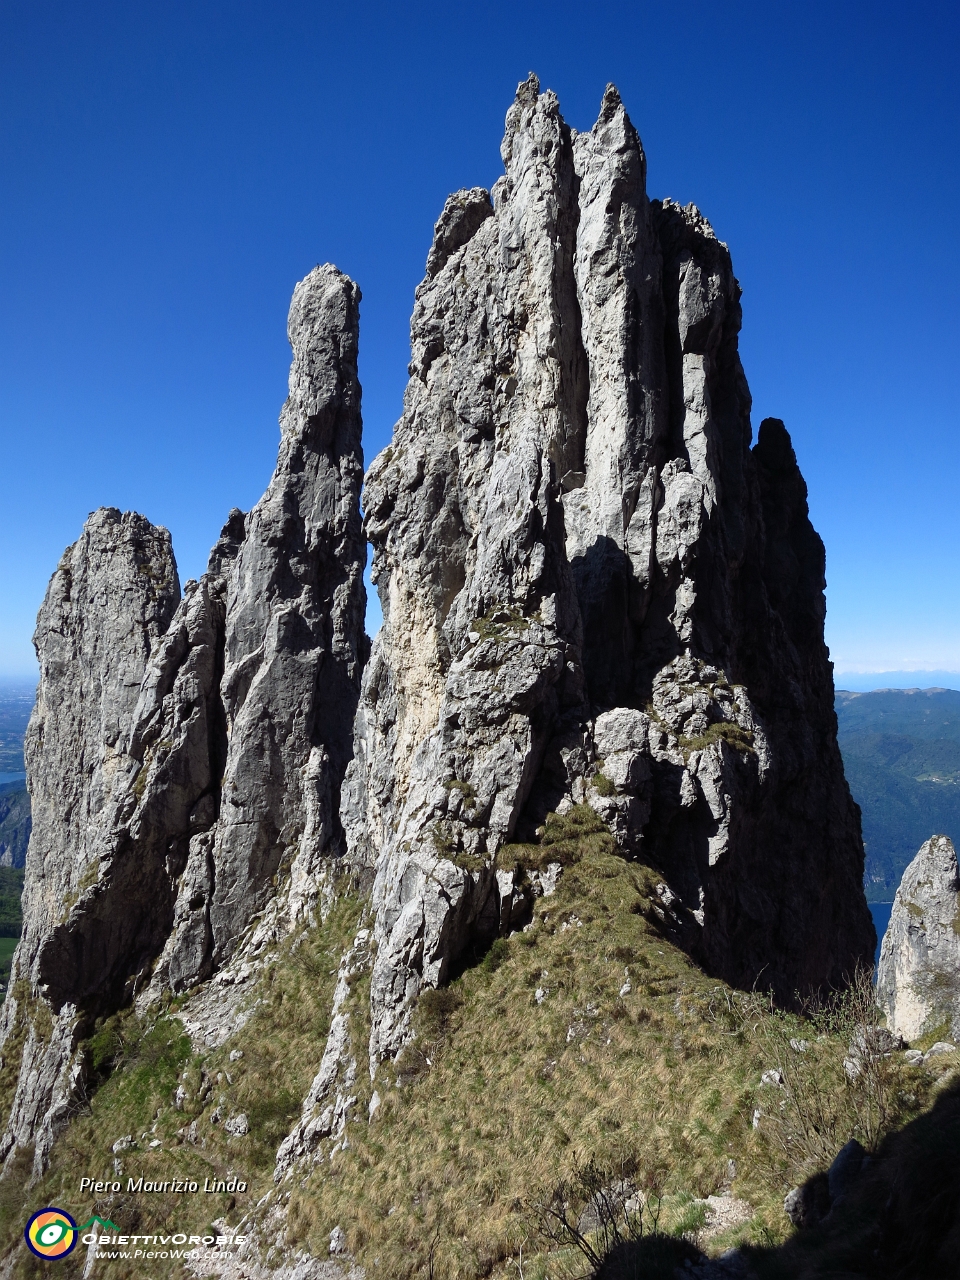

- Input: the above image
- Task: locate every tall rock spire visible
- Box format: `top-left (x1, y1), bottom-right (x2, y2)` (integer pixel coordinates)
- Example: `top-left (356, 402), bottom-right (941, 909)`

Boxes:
top-left (161, 264), bottom-right (367, 986)
top-left (0, 265), bottom-right (367, 1176)
top-left (342, 77), bottom-right (873, 1077)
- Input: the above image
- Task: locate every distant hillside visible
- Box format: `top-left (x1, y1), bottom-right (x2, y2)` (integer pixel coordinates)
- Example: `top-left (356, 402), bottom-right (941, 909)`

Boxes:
top-left (835, 688), bottom-right (960, 902)
top-left (0, 783), bottom-right (29, 869)
top-left (0, 866), bottom-right (23, 992)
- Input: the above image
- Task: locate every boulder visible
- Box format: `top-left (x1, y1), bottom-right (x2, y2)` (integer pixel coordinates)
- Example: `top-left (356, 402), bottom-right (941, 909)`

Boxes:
top-left (877, 835), bottom-right (960, 1042)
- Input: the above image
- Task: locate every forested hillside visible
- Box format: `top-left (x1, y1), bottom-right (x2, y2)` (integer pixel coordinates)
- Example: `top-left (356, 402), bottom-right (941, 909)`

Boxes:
top-left (836, 688), bottom-right (960, 901)
top-left (0, 688), bottom-right (32, 870)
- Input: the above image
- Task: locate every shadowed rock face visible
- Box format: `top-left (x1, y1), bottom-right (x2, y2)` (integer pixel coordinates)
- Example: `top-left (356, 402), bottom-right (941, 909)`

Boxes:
top-left (0, 507), bottom-right (180, 1172)
top-left (0, 265), bottom-right (367, 1176)
top-left (878, 835), bottom-right (960, 1041)
top-left (343, 76), bottom-right (873, 1069)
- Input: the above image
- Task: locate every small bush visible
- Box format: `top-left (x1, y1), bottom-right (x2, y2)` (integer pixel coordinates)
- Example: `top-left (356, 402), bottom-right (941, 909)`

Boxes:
top-left (532, 1152), bottom-right (669, 1274)
top-left (247, 1087), bottom-right (301, 1146)
top-left (679, 720), bottom-right (754, 756)
top-left (417, 986), bottom-right (464, 1040)
top-left (745, 968), bottom-right (919, 1185)
top-left (86, 1015), bottom-right (125, 1078)
top-left (481, 938), bottom-right (509, 976)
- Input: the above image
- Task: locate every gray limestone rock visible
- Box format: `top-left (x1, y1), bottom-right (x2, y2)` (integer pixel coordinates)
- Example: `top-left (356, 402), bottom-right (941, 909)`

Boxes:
top-left (0, 507), bottom-right (179, 1173)
top-left (274, 928), bottom-right (370, 1179)
top-left (158, 264), bottom-right (367, 989)
top-left (18, 508), bottom-right (179, 950)
top-left (877, 835), bottom-right (960, 1042)
top-left (342, 75), bottom-right (873, 1077)
top-left (0, 265), bottom-right (367, 1176)
top-left (1, 77), bottom-right (875, 1212)
top-left (783, 1174), bottom-right (831, 1229)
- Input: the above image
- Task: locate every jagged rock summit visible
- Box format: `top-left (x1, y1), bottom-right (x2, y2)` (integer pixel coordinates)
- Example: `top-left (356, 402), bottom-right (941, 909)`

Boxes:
top-left (0, 80), bottom-right (874, 1190)
top-left (878, 835), bottom-right (960, 1042)
top-left (339, 74), bottom-right (873, 1075)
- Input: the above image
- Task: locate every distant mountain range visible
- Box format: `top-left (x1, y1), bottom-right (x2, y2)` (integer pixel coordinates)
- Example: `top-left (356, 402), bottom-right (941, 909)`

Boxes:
top-left (836, 687), bottom-right (960, 902)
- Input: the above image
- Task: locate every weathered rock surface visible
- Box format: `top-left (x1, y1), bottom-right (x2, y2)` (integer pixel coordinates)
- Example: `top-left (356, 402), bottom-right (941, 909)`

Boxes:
top-left (1, 81), bottom-right (874, 1234)
top-left (0, 507), bottom-right (179, 1173)
top-left (0, 265), bottom-right (367, 1176)
top-left (878, 834), bottom-right (960, 1041)
top-left (342, 75), bottom-right (873, 1077)
top-left (154, 263), bottom-right (367, 992)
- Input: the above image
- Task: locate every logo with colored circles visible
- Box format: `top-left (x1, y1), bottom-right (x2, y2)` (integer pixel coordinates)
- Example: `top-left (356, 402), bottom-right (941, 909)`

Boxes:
top-left (24, 1208), bottom-right (78, 1260)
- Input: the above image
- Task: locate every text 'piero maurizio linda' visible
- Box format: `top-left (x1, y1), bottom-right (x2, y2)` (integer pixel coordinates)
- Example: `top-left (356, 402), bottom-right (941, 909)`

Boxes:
top-left (79, 1176), bottom-right (248, 1195)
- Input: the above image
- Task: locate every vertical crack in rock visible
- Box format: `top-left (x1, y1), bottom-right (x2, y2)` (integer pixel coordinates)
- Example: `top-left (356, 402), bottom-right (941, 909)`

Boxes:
top-left (566, 83), bottom-right (666, 705)
top-left (344, 74), bottom-right (593, 1072)
top-left (342, 76), bottom-right (874, 1086)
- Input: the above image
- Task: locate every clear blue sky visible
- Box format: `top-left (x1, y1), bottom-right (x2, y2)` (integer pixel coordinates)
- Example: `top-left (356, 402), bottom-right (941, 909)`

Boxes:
top-left (1, 0), bottom-right (958, 682)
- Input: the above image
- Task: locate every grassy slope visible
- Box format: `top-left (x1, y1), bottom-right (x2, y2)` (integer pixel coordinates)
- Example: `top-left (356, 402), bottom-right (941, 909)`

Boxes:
top-left (289, 817), bottom-right (941, 1279)
top-left (0, 814), bottom-right (951, 1279)
top-left (0, 894), bottom-right (363, 1279)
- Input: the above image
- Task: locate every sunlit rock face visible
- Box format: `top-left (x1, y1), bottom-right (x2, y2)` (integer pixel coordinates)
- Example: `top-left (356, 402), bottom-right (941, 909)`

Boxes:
top-left (343, 76), bottom-right (874, 1070)
top-left (878, 835), bottom-right (960, 1042)
top-left (0, 79), bottom-right (875, 1184)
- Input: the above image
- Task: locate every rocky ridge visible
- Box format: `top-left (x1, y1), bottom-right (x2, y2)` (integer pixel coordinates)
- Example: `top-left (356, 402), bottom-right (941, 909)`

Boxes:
top-left (0, 78), bottom-right (874, 1212)
top-left (323, 74), bottom-right (873, 1124)
top-left (0, 265), bottom-right (366, 1177)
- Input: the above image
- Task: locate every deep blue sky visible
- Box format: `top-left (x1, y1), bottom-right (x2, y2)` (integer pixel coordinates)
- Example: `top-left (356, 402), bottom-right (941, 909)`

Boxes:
top-left (1, 0), bottom-right (958, 681)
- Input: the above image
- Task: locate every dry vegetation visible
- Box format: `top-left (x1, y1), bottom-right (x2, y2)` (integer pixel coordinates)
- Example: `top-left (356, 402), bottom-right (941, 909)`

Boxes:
top-left (277, 812), bottom-right (943, 1279)
top-left (0, 816), bottom-right (954, 1279)
top-left (0, 892), bottom-right (363, 1279)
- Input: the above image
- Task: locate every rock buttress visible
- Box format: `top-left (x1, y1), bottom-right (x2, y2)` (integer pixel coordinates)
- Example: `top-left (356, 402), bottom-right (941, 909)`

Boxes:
top-left (157, 264), bottom-right (368, 989)
top-left (0, 508), bottom-right (180, 1174)
top-left (878, 835), bottom-right (960, 1041)
top-left (343, 77), bottom-right (873, 1077)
